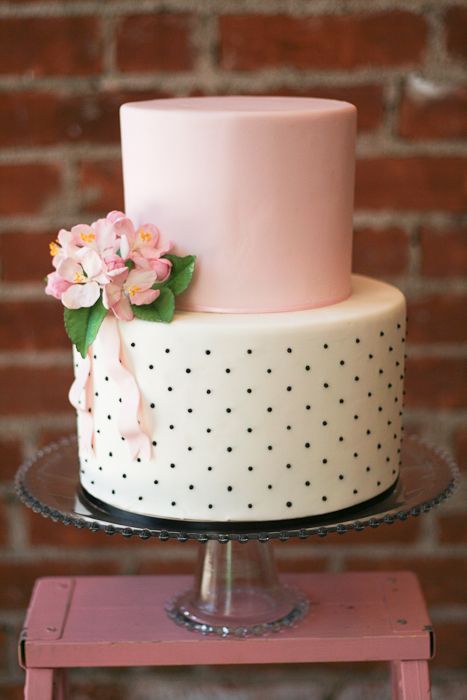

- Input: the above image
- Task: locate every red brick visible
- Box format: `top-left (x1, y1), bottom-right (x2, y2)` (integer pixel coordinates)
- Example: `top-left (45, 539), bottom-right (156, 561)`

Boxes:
top-left (0, 300), bottom-right (68, 351)
top-left (400, 85), bottom-right (467, 139)
top-left (250, 85), bottom-right (384, 132)
top-left (420, 226), bottom-right (467, 277)
top-left (135, 542), bottom-right (198, 575)
top-left (353, 227), bottom-right (409, 276)
top-left (405, 357), bottom-right (467, 409)
top-left (432, 622), bottom-right (467, 669)
top-left (0, 163), bottom-right (62, 215)
top-left (0, 438), bottom-right (22, 483)
top-left (407, 295), bottom-right (467, 343)
top-left (0, 628), bottom-right (7, 672)
top-left (37, 428), bottom-right (75, 450)
top-left (0, 501), bottom-right (8, 546)
top-left (78, 160), bottom-right (124, 215)
top-left (219, 12), bottom-right (427, 70)
top-left (0, 231), bottom-right (56, 283)
top-left (0, 90), bottom-right (168, 148)
top-left (445, 6), bottom-right (467, 61)
top-left (343, 556), bottom-right (467, 606)
top-left (355, 157), bottom-right (467, 212)
top-left (0, 365), bottom-right (73, 415)
top-left (116, 14), bottom-right (195, 72)
top-left (0, 17), bottom-right (101, 76)
top-left (0, 687), bottom-right (23, 700)
top-left (0, 559), bottom-right (120, 609)
top-left (454, 425), bottom-right (467, 471)
top-left (61, 683), bottom-right (122, 700)
top-left (439, 514), bottom-right (467, 544)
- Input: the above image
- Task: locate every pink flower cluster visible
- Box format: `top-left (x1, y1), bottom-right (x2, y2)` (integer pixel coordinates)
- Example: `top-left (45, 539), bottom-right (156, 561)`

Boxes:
top-left (45, 211), bottom-right (172, 321)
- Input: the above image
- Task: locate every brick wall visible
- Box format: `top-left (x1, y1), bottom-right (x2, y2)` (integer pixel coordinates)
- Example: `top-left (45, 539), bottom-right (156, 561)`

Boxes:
top-left (0, 1), bottom-right (466, 698)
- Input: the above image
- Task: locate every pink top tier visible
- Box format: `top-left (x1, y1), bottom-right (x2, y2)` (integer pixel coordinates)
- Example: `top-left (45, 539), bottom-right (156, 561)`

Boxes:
top-left (120, 96), bottom-right (357, 312)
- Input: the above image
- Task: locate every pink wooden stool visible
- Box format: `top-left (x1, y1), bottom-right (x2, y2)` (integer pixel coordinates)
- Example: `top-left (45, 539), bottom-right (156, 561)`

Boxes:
top-left (20, 572), bottom-right (433, 699)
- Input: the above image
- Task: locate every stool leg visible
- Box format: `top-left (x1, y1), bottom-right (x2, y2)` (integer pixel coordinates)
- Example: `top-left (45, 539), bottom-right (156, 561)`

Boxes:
top-left (391, 660), bottom-right (431, 699)
top-left (54, 670), bottom-right (68, 700)
top-left (24, 669), bottom-right (54, 700)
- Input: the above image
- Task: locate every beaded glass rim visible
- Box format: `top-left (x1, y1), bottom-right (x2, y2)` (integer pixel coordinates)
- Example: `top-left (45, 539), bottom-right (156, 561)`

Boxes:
top-left (15, 434), bottom-right (459, 543)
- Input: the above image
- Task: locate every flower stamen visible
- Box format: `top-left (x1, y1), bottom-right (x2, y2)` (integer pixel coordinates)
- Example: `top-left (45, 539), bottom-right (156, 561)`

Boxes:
top-left (49, 241), bottom-right (60, 256)
top-left (139, 230), bottom-right (152, 242)
top-left (80, 232), bottom-right (96, 244)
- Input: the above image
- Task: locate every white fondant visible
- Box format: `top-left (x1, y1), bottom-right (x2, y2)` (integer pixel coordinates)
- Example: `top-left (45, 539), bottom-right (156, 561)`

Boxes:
top-left (77, 276), bottom-right (406, 522)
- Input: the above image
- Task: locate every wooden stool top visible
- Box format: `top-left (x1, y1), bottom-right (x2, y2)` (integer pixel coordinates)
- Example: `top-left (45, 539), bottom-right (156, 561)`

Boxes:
top-left (21, 572), bottom-right (433, 669)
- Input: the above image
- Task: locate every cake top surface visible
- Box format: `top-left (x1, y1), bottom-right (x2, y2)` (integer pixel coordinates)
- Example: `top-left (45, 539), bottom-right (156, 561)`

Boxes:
top-left (121, 95), bottom-right (355, 117)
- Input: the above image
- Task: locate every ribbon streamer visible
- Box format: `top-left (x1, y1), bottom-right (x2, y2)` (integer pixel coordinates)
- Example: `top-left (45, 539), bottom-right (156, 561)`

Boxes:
top-left (68, 351), bottom-right (94, 454)
top-left (98, 315), bottom-right (152, 460)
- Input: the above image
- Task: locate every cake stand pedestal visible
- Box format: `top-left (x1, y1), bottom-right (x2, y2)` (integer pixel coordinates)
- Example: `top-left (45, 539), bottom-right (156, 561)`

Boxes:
top-left (16, 435), bottom-right (458, 637)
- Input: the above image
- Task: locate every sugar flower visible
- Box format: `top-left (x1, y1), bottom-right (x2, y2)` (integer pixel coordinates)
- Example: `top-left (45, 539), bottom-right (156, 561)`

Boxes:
top-left (118, 219), bottom-right (173, 281)
top-left (103, 269), bottom-right (160, 321)
top-left (58, 248), bottom-right (110, 309)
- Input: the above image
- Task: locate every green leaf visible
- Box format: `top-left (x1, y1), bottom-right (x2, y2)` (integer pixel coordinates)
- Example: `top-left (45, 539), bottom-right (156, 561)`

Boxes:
top-left (153, 254), bottom-right (196, 296)
top-left (64, 296), bottom-right (108, 358)
top-left (132, 287), bottom-right (175, 323)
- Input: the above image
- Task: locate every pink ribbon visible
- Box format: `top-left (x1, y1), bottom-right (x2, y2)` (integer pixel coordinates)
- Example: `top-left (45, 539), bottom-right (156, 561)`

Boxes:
top-left (98, 315), bottom-right (151, 460)
top-left (69, 351), bottom-right (94, 455)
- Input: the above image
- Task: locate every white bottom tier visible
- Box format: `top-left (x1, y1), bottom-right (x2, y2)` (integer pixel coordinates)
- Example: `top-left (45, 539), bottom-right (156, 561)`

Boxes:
top-left (77, 275), bottom-right (406, 522)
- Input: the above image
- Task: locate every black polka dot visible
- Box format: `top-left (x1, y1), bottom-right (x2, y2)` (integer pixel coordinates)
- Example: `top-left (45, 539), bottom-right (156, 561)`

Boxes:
top-left (368, 392), bottom-right (372, 397)
top-left (305, 481), bottom-right (310, 486)
top-left (322, 458), bottom-right (328, 464)
top-left (187, 408), bottom-right (193, 413)
top-left (206, 428), bottom-right (212, 433)
top-left (322, 496), bottom-right (327, 502)
top-left (267, 445), bottom-right (273, 451)
top-left (248, 466), bottom-right (253, 471)
top-left (368, 354), bottom-right (373, 359)
top-left (286, 463), bottom-right (292, 469)
top-left (171, 501), bottom-right (176, 506)
top-left (306, 404), bottom-right (311, 410)
top-left (339, 360), bottom-right (345, 366)
top-left (246, 388), bottom-right (252, 394)
top-left (122, 474), bottom-right (127, 479)
top-left (225, 368), bottom-right (231, 374)
top-left (185, 368), bottom-right (191, 374)
top-left (169, 424), bottom-right (174, 430)
top-left (377, 481), bottom-right (381, 486)
top-left (247, 349), bottom-right (252, 354)
top-left (94, 391), bottom-right (98, 397)
top-left (248, 503), bottom-right (253, 509)
top-left (268, 484), bottom-right (273, 490)
top-left (170, 463), bottom-right (175, 468)
top-left (267, 368), bottom-right (272, 374)
top-left (323, 382), bottom-right (329, 389)
top-left (150, 403), bottom-right (155, 409)
top-left (138, 496), bottom-right (143, 500)
top-left (206, 389), bottom-right (212, 394)
top-left (111, 489), bottom-right (115, 494)
top-left (227, 446), bottom-right (232, 452)
top-left (322, 420), bottom-right (328, 426)
top-left (188, 446), bottom-right (193, 451)
top-left (286, 425), bottom-right (291, 431)
top-left (353, 489), bottom-right (358, 495)
top-left (355, 338), bottom-right (360, 344)
top-left (152, 440), bottom-right (157, 446)
top-left (131, 342), bottom-right (135, 348)
top-left (305, 442), bottom-right (311, 448)
top-left (339, 474), bottom-right (344, 480)
top-left (189, 484), bottom-right (194, 490)
top-left (267, 407), bottom-right (273, 413)
top-left (208, 466), bottom-right (213, 471)
top-left (323, 343), bottom-right (329, 349)
top-left (354, 376), bottom-right (360, 382)
top-left (286, 501), bottom-right (292, 508)
top-left (105, 376), bottom-right (109, 381)
top-left (353, 452), bottom-right (358, 458)
top-left (168, 386), bottom-right (173, 392)
top-left (339, 436), bottom-right (344, 442)
top-left (165, 348), bottom-right (170, 353)
top-left (227, 485), bottom-right (233, 492)
top-left (226, 408), bottom-right (231, 413)
top-left (287, 347), bottom-right (292, 353)
top-left (107, 415), bottom-right (111, 420)
top-left (339, 399), bottom-right (345, 404)
top-left (287, 385), bottom-right (292, 392)
top-left (305, 365), bottom-right (311, 371)
top-left (366, 466), bottom-right (371, 472)
top-left (153, 480), bottom-right (158, 485)
top-left (380, 331), bottom-right (384, 337)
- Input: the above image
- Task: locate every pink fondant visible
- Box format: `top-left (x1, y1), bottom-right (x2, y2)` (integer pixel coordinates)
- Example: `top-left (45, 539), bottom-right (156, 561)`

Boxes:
top-left (120, 96), bottom-right (356, 313)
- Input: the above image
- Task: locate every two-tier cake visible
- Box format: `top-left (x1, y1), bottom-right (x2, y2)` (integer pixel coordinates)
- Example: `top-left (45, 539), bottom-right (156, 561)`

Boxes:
top-left (62, 96), bottom-right (406, 523)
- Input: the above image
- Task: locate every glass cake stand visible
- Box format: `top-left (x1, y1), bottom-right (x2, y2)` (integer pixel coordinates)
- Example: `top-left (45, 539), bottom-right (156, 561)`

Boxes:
top-left (15, 435), bottom-right (458, 637)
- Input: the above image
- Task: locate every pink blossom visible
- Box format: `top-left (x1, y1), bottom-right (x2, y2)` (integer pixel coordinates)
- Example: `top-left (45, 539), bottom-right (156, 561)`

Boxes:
top-left (119, 220), bottom-right (172, 280)
top-left (58, 248), bottom-right (110, 309)
top-left (106, 210), bottom-right (126, 224)
top-left (103, 269), bottom-right (159, 321)
top-left (45, 271), bottom-right (71, 300)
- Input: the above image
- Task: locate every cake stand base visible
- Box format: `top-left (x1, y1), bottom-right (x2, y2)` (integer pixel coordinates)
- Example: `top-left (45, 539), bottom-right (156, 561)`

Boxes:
top-left (15, 435), bottom-right (458, 637)
top-left (166, 540), bottom-right (308, 636)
